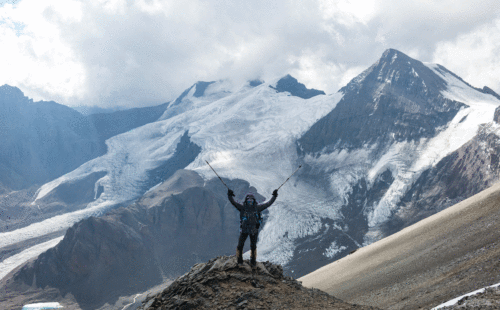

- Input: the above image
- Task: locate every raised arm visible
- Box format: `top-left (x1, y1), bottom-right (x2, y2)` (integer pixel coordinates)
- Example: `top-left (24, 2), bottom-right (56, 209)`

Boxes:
top-left (228, 189), bottom-right (243, 211)
top-left (257, 190), bottom-right (278, 212)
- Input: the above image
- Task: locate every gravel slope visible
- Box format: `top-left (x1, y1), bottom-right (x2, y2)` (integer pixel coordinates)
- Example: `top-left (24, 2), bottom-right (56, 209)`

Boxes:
top-left (299, 182), bottom-right (500, 310)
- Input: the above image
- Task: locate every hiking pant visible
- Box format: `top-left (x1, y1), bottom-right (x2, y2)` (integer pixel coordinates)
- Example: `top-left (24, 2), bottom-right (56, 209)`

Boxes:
top-left (237, 232), bottom-right (258, 251)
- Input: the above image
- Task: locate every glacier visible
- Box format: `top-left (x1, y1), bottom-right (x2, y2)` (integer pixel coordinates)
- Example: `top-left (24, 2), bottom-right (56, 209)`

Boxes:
top-left (1, 61), bottom-right (499, 280)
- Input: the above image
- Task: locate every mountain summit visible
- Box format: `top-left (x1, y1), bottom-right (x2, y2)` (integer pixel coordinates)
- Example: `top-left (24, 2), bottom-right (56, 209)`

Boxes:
top-left (139, 255), bottom-right (380, 310)
top-left (299, 49), bottom-right (465, 152)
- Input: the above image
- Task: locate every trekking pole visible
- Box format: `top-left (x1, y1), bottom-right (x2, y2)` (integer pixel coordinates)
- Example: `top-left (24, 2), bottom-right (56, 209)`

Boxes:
top-left (276, 165), bottom-right (302, 191)
top-left (205, 160), bottom-right (229, 190)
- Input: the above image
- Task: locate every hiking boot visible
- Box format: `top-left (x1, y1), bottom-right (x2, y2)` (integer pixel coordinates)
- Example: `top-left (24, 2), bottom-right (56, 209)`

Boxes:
top-left (236, 248), bottom-right (243, 265)
top-left (250, 249), bottom-right (257, 267)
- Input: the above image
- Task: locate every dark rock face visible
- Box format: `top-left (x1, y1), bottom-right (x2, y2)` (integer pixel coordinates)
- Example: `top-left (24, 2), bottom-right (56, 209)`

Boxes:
top-left (270, 75), bottom-right (325, 99)
top-left (0, 85), bottom-right (103, 191)
top-left (193, 81), bottom-right (216, 97)
top-left (88, 101), bottom-right (169, 153)
top-left (14, 214), bottom-right (160, 308)
top-left (381, 124), bottom-right (500, 237)
top-left (298, 49), bottom-right (465, 153)
top-left (494, 106), bottom-right (500, 124)
top-left (249, 79), bottom-right (264, 87)
top-left (139, 255), bottom-right (381, 310)
top-left (0, 84), bottom-right (170, 193)
top-left (480, 86), bottom-right (500, 100)
top-left (169, 81), bottom-right (216, 108)
top-left (145, 131), bottom-right (202, 192)
top-left (7, 170), bottom-right (267, 308)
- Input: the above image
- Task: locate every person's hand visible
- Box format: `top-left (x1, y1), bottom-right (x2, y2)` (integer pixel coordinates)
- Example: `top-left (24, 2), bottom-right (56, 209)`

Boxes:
top-left (273, 189), bottom-right (278, 197)
top-left (228, 189), bottom-right (235, 197)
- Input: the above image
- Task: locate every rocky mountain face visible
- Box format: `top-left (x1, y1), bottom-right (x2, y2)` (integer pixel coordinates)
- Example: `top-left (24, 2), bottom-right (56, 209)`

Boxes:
top-left (3, 170), bottom-right (271, 309)
top-left (138, 255), bottom-right (381, 310)
top-left (270, 74), bottom-right (326, 99)
top-left (87, 101), bottom-right (169, 154)
top-left (285, 49), bottom-right (500, 277)
top-left (0, 85), bottom-right (103, 192)
top-left (0, 85), bottom-right (169, 193)
top-left (383, 122), bottom-right (500, 236)
top-left (0, 87), bottom-right (171, 233)
top-left (298, 49), bottom-right (464, 152)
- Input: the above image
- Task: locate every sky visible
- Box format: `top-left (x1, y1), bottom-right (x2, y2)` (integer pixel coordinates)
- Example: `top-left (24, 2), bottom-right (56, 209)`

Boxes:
top-left (0, 0), bottom-right (499, 109)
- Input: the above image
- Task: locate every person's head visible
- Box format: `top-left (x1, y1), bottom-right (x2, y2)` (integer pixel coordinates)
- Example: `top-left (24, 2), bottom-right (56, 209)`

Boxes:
top-left (245, 194), bottom-right (256, 205)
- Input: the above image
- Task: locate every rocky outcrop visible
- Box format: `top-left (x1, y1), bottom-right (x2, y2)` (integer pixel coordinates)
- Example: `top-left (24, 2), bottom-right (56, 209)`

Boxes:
top-left (270, 75), bottom-right (325, 99)
top-left (481, 86), bottom-right (500, 100)
top-left (494, 106), bottom-right (500, 124)
top-left (139, 255), bottom-right (381, 310)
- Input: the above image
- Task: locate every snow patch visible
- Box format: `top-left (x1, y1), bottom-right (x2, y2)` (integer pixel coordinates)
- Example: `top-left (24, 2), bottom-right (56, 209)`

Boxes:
top-left (0, 236), bottom-right (63, 281)
top-left (323, 241), bottom-right (347, 258)
top-left (22, 302), bottom-right (63, 310)
top-left (431, 282), bottom-right (500, 309)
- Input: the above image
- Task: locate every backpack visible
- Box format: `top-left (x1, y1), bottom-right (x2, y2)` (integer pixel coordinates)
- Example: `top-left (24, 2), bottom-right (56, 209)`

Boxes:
top-left (241, 204), bottom-right (263, 230)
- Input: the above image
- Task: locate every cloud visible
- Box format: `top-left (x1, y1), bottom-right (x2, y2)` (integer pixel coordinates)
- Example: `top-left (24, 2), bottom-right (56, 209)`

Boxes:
top-left (432, 19), bottom-right (500, 93)
top-left (0, 0), bottom-right (499, 108)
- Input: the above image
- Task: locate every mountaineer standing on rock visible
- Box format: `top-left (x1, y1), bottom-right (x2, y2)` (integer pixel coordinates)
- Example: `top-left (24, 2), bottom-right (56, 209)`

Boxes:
top-left (227, 189), bottom-right (278, 267)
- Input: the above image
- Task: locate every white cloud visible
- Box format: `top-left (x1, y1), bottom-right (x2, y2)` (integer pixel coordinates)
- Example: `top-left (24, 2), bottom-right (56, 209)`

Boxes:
top-left (0, 0), bottom-right (499, 108)
top-left (433, 19), bottom-right (500, 93)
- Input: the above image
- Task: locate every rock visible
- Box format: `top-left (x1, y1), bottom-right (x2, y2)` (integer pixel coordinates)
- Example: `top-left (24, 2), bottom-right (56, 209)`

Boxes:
top-left (138, 255), bottom-right (381, 310)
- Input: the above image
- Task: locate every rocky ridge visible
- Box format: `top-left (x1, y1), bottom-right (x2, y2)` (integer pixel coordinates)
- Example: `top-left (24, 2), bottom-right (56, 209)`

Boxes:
top-left (440, 286), bottom-right (500, 309)
top-left (139, 255), bottom-right (381, 310)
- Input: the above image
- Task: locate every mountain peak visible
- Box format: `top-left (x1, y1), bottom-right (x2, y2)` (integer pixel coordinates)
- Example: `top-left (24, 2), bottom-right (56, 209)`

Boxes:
top-left (482, 86), bottom-right (500, 100)
top-left (270, 75), bottom-right (325, 99)
top-left (139, 255), bottom-right (380, 310)
top-left (379, 48), bottom-right (412, 64)
top-left (0, 84), bottom-right (26, 103)
top-left (193, 81), bottom-right (216, 98)
top-left (341, 48), bottom-right (448, 97)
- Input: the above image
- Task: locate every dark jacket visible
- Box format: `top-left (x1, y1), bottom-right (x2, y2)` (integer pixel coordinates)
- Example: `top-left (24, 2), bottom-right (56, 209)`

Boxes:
top-left (228, 193), bottom-right (277, 234)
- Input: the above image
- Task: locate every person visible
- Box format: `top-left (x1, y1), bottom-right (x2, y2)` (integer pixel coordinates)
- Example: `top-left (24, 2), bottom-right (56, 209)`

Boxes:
top-left (227, 188), bottom-right (278, 267)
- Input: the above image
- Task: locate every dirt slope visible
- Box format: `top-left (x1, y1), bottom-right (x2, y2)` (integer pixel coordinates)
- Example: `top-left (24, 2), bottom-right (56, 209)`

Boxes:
top-left (299, 182), bottom-right (500, 310)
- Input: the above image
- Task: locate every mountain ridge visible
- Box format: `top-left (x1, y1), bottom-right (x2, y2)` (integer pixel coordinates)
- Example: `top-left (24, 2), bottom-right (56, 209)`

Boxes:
top-left (2, 48), bottom-right (500, 308)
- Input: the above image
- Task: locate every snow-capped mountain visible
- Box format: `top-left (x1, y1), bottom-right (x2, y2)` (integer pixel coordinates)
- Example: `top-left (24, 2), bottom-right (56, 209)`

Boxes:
top-left (2, 49), bottom-right (500, 308)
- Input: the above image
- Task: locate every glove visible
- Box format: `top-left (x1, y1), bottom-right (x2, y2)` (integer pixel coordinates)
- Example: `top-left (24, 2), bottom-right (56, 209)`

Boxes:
top-left (228, 189), bottom-right (235, 197)
top-left (273, 189), bottom-right (278, 197)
